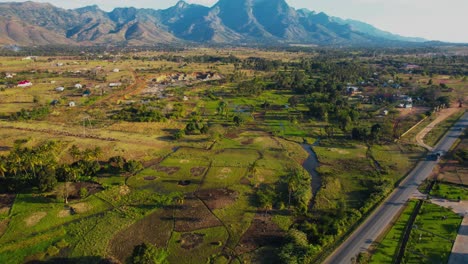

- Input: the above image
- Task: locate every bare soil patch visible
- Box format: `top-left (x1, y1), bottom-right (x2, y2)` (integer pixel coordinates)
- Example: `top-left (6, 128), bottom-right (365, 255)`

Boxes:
top-left (25, 212), bottom-right (47, 227)
top-left (235, 214), bottom-right (286, 255)
top-left (156, 166), bottom-right (180, 175)
top-left (142, 157), bottom-right (163, 167)
top-left (70, 202), bottom-right (91, 214)
top-left (144, 176), bottom-right (157, 181)
top-left (241, 138), bottom-right (254, 145)
top-left (66, 182), bottom-right (104, 200)
top-left (0, 194), bottom-right (15, 212)
top-left (0, 219), bottom-right (8, 237)
top-left (119, 185), bottom-right (131, 196)
top-left (225, 131), bottom-right (240, 139)
top-left (179, 233), bottom-right (205, 250)
top-left (57, 209), bottom-right (71, 218)
top-left (196, 189), bottom-right (238, 210)
top-left (174, 196), bottom-right (222, 232)
top-left (240, 178), bottom-right (251, 185)
top-left (190, 167), bottom-right (206, 177)
top-left (108, 209), bottom-right (173, 262)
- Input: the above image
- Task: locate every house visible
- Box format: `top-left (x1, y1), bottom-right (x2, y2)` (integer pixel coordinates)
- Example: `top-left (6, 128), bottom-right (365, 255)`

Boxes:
top-left (5, 73), bottom-right (14, 78)
top-left (17, 80), bottom-right (32, 87)
top-left (55, 87), bottom-right (65, 92)
top-left (68, 102), bottom-right (76, 107)
top-left (382, 110), bottom-right (389, 116)
top-left (405, 103), bottom-right (413, 109)
top-left (50, 99), bottom-right (60, 106)
top-left (183, 96), bottom-right (189, 101)
top-left (74, 84), bottom-right (83, 89)
top-left (109, 82), bottom-right (122, 88)
top-left (112, 68), bottom-right (120, 73)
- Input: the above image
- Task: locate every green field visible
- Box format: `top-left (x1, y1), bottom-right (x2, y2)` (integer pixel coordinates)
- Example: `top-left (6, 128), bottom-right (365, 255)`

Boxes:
top-left (431, 183), bottom-right (468, 200)
top-left (404, 202), bottom-right (462, 264)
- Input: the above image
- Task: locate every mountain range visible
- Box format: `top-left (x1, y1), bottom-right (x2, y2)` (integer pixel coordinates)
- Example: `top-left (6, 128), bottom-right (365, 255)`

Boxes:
top-left (0, 0), bottom-right (427, 46)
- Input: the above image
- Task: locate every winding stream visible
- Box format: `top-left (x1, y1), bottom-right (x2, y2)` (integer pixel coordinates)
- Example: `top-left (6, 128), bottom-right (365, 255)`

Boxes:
top-left (301, 140), bottom-right (322, 199)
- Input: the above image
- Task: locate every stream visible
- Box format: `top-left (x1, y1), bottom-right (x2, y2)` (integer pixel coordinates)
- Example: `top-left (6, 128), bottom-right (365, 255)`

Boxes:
top-left (301, 139), bottom-right (322, 199)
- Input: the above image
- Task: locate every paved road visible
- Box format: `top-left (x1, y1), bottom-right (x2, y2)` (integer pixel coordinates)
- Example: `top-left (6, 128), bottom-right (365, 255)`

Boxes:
top-left (324, 111), bottom-right (468, 264)
top-left (448, 217), bottom-right (468, 264)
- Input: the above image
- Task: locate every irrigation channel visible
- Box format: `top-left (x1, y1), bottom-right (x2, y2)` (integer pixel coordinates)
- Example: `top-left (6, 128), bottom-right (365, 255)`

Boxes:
top-left (301, 139), bottom-right (322, 205)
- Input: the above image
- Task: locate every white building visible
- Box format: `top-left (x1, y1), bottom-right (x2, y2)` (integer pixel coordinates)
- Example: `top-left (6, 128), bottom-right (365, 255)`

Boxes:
top-left (109, 82), bottom-right (122, 88)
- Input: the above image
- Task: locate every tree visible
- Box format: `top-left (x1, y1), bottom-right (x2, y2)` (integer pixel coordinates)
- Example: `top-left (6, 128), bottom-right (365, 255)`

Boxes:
top-left (124, 160), bottom-right (143, 174)
top-left (217, 101), bottom-right (227, 116)
top-left (370, 124), bottom-right (382, 142)
top-left (69, 145), bottom-right (81, 161)
top-left (37, 166), bottom-right (57, 192)
top-left (256, 184), bottom-right (275, 214)
top-left (351, 127), bottom-right (368, 141)
top-left (208, 124), bottom-right (225, 142)
top-left (233, 115), bottom-right (245, 127)
top-left (173, 129), bottom-right (185, 140)
top-left (109, 156), bottom-right (126, 171)
top-left (130, 243), bottom-right (169, 264)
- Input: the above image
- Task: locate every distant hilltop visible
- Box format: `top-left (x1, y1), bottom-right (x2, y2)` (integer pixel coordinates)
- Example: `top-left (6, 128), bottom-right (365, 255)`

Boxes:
top-left (0, 0), bottom-right (428, 46)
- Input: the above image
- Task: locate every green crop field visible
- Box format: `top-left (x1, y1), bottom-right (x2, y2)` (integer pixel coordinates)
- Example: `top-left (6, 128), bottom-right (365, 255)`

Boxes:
top-left (404, 202), bottom-right (462, 264)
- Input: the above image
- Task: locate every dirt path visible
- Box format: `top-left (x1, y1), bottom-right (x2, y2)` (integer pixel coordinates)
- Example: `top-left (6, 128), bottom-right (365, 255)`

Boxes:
top-left (415, 108), bottom-right (462, 151)
top-left (429, 199), bottom-right (468, 264)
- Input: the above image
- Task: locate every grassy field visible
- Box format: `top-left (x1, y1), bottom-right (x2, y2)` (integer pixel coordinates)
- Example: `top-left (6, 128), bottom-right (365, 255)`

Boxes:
top-left (431, 183), bottom-right (468, 200)
top-left (424, 110), bottom-right (465, 147)
top-left (404, 202), bottom-right (462, 264)
top-left (370, 200), bottom-right (418, 264)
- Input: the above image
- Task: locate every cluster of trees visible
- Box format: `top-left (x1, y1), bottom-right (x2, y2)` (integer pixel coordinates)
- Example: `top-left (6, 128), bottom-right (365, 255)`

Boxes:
top-left (10, 106), bottom-right (50, 121)
top-left (130, 243), bottom-right (169, 264)
top-left (0, 141), bottom-right (142, 194)
top-left (241, 57), bottom-right (282, 71)
top-left (0, 140), bottom-right (61, 192)
top-left (235, 77), bottom-right (266, 96)
top-left (112, 105), bottom-right (166, 122)
top-left (351, 124), bottom-right (383, 142)
top-left (256, 168), bottom-right (312, 214)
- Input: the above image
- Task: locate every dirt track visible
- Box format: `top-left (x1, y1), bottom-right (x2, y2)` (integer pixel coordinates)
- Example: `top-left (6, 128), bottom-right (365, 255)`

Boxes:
top-left (415, 107), bottom-right (463, 151)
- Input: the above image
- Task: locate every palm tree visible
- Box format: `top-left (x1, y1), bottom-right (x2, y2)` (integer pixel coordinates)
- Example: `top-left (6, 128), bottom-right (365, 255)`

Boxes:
top-left (69, 145), bottom-right (81, 162)
top-left (0, 157), bottom-right (7, 178)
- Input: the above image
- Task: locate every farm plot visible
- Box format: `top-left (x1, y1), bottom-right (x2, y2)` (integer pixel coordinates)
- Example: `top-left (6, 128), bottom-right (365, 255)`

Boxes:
top-left (108, 209), bottom-right (173, 263)
top-left (167, 226), bottom-right (229, 264)
top-left (201, 167), bottom-right (249, 190)
top-left (235, 214), bottom-right (286, 256)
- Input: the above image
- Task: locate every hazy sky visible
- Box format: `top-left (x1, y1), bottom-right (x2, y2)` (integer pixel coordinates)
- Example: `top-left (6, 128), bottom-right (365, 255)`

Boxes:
top-left (3, 0), bottom-right (467, 43)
